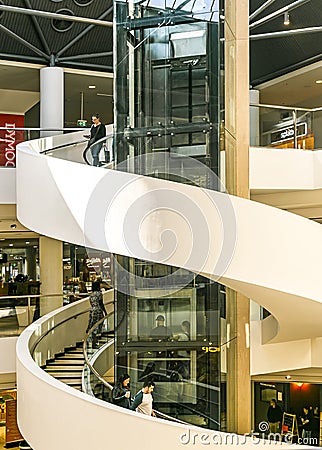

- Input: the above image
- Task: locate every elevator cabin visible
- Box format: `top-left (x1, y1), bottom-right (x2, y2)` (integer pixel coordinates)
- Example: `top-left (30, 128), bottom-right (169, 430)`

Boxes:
top-left (113, 0), bottom-right (224, 429)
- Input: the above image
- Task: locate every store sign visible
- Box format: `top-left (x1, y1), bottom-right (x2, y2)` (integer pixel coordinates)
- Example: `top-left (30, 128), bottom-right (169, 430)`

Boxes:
top-left (270, 122), bottom-right (307, 144)
top-left (0, 114), bottom-right (24, 167)
top-left (202, 346), bottom-right (220, 353)
top-left (86, 257), bottom-right (101, 272)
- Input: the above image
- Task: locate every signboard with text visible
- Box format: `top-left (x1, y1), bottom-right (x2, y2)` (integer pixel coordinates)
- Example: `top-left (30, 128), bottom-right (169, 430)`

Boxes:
top-left (0, 114), bottom-right (25, 167)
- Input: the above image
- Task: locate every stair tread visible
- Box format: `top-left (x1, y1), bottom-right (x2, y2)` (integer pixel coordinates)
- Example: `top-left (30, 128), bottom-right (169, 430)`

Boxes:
top-left (45, 366), bottom-right (83, 371)
top-left (46, 360), bottom-right (84, 366)
top-left (46, 372), bottom-right (83, 378)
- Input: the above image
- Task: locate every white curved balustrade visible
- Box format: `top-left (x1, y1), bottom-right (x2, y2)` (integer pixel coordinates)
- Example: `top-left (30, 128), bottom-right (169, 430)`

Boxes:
top-left (15, 134), bottom-right (322, 449)
top-left (17, 296), bottom-right (293, 450)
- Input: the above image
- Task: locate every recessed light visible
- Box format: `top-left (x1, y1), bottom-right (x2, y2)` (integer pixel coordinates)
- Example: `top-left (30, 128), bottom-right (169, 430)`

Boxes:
top-left (285, 375), bottom-right (291, 379)
top-left (25, 241), bottom-right (30, 244)
top-left (9, 243), bottom-right (13, 247)
top-left (88, 85), bottom-right (96, 89)
top-left (316, 80), bottom-right (322, 84)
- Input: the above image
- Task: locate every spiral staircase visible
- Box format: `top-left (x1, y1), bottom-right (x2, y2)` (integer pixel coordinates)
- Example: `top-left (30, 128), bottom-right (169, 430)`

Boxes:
top-left (14, 130), bottom-right (322, 449)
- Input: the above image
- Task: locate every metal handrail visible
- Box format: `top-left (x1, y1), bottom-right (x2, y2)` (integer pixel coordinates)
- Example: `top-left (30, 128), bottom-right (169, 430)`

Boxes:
top-left (82, 312), bottom-right (115, 392)
top-left (250, 102), bottom-right (322, 112)
top-left (30, 297), bottom-right (114, 358)
top-left (83, 316), bottom-right (189, 425)
top-left (82, 133), bottom-right (114, 166)
top-left (0, 127), bottom-right (87, 131)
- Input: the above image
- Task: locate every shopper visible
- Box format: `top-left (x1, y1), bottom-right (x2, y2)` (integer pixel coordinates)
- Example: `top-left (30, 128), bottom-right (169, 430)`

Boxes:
top-left (267, 399), bottom-right (283, 433)
top-left (301, 406), bottom-right (313, 442)
top-left (84, 113), bottom-right (106, 167)
top-left (111, 373), bottom-right (131, 409)
top-left (131, 380), bottom-right (156, 416)
top-left (86, 281), bottom-right (106, 345)
top-left (149, 315), bottom-right (172, 341)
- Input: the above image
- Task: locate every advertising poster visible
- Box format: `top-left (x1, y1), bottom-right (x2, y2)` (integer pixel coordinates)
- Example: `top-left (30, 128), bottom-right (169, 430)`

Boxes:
top-left (0, 114), bottom-right (25, 167)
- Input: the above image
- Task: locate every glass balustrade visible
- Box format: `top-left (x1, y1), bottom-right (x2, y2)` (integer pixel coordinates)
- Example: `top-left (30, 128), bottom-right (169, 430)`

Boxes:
top-left (250, 103), bottom-right (322, 150)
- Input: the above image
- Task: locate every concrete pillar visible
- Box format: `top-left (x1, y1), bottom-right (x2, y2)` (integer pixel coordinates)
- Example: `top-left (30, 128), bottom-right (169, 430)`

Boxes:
top-left (39, 236), bottom-right (63, 316)
top-left (250, 89), bottom-right (260, 146)
top-left (40, 67), bottom-right (64, 137)
top-left (225, 0), bottom-right (251, 435)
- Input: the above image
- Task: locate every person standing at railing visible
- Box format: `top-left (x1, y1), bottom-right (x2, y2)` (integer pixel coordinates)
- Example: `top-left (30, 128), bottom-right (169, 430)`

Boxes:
top-left (84, 113), bottom-right (106, 167)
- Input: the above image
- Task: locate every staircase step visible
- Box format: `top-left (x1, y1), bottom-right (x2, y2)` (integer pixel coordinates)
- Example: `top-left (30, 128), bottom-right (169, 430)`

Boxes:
top-left (65, 348), bottom-right (84, 354)
top-left (45, 365), bottom-right (83, 372)
top-left (46, 360), bottom-right (84, 366)
top-left (46, 371), bottom-right (82, 379)
top-left (57, 353), bottom-right (84, 359)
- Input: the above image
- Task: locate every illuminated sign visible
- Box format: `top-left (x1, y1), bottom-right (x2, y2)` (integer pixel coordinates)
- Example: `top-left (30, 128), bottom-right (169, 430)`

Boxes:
top-left (202, 346), bottom-right (220, 353)
top-left (77, 119), bottom-right (88, 127)
top-left (270, 122), bottom-right (307, 144)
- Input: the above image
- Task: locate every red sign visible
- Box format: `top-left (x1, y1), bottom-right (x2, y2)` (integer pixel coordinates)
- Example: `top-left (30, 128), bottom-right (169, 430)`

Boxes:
top-left (0, 114), bottom-right (24, 167)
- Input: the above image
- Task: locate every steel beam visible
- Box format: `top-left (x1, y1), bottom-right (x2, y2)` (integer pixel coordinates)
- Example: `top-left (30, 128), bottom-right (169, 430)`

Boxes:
top-left (0, 5), bottom-right (113, 27)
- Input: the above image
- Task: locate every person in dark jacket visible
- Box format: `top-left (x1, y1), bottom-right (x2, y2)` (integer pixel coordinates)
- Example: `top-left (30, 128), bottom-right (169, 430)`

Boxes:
top-left (86, 281), bottom-right (106, 346)
top-left (111, 373), bottom-right (131, 409)
top-left (267, 399), bottom-right (283, 433)
top-left (85, 113), bottom-right (106, 167)
top-left (300, 406), bottom-right (314, 442)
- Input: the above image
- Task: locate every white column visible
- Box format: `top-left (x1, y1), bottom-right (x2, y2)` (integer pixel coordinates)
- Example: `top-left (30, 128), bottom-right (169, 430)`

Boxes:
top-left (250, 89), bottom-right (260, 146)
top-left (40, 67), bottom-right (64, 137)
top-left (39, 236), bottom-right (63, 316)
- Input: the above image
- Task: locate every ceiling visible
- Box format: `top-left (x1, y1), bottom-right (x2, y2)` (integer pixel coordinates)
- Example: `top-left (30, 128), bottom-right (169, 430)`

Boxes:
top-left (0, 2), bottom-right (322, 120)
top-left (250, 0), bottom-right (322, 107)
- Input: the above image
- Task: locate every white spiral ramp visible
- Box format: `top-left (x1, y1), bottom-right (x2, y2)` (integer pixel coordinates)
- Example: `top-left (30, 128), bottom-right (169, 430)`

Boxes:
top-left (15, 134), bottom-right (322, 449)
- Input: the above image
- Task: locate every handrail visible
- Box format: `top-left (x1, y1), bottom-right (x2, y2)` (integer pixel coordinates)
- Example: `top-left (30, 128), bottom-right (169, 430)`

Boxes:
top-left (30, 298), bottom-right (114, 358)
top-left (0, 127), bottom-right (87, 131)
top-left (250, 102), bottom-right (322, 112)
top-left (83, 315), bottom-right (190, 426)
top-left (82, 312), bottom-right (114, 391)
top-left (82, 133), bottom-right (114, 166)
top-left (40, 139), bottom-right (88, 155)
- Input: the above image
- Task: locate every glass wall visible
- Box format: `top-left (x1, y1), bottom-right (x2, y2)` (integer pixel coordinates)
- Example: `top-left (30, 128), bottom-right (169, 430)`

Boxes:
top-left (113, 0), bottom-right (224, 429)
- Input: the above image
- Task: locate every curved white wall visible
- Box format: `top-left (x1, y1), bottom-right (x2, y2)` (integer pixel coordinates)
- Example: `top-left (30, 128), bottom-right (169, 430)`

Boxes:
top-left (14, 134), bottom-right (322, 448)
top-left (17, 298), bottom-right (290, 450)
top-left (16, 140), bottom-right (322, 344)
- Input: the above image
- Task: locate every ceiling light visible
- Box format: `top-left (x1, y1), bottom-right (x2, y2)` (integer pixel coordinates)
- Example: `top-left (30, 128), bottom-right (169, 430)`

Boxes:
top-left (0, 238), bottom-right (5, 241)
top-left (285, 375), bottom-right (291, 379)
top-left (25, 241), bottom-right (30, 244)
top-left (316, 80), bottom-right (322, 84)
top-left (283, 12), bottom-right (290, 26)
top-left (88, 85), bottom-right (96, 89)
top-left (9, 243), bottom-right (13, 247)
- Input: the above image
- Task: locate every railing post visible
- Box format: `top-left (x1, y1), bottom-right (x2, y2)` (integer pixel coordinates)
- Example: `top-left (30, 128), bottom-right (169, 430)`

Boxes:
top-left (293, 109), bottom-right (298, 149)
top-left (27, 296), bottom-right (31, 325)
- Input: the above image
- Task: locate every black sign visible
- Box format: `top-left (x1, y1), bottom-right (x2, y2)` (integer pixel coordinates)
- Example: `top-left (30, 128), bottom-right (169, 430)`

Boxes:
top-left (0, 253), bottom-right (7, 263)
top-left (271, 122), bottom-right (307, 144)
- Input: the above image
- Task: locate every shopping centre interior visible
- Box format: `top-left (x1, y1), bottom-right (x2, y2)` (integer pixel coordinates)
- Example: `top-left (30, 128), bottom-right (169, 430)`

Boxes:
top-left (1, 0), bottom-right (322, 449)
